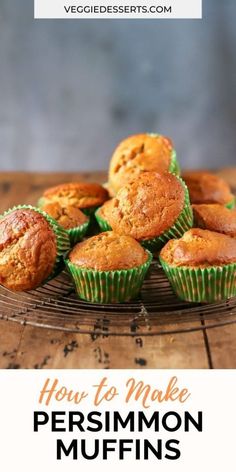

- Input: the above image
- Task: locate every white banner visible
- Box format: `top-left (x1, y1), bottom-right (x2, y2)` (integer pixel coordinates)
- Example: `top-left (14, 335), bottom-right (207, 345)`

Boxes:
top-left (0, 369), bottom-right (235, 471)
top-left (34, 0), bottom-right (202, 19)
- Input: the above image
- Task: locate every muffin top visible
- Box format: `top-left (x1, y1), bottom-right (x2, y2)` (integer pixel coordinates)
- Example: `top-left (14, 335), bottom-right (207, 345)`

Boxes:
top-left (40, 182), bottom-right (109, 209)
top-left (182, 171), bottom-right (234, 205)
top-left (0, 208), bottom-right (57, 291)
top-left (104, 172), bottom-right (185, 240)
top-left (69, 231), bottom-right (148, 271)
top-left (41, 201), bottom-right (88, 230)
top-left (108, 133), bottom-right (173, 193)
top-left (193, 204), bottom-right (236, 237)
top-left (160, 228), bottom-right (236, 267)
top-left (96, 199), bottom-right (115, 221)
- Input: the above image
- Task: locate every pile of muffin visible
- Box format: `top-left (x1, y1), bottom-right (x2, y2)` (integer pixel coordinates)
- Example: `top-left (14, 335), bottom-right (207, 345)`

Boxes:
top-left (0, 133), bottom-right (236, 304)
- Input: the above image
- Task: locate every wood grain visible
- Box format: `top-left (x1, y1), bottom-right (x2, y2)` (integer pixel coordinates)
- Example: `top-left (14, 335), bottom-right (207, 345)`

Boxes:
top-left (0, 171), bottom-right (235, 369)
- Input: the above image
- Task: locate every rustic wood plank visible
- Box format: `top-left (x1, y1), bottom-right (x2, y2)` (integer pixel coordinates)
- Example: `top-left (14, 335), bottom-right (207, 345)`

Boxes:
top-left (0, 320), bottom-right (24, 369)
top-left (0, 171), bottom-right (106, 211)
top-left (205, 322), bottom-right (236, 369)
top-left (5, 322), bottom-right (208, 369)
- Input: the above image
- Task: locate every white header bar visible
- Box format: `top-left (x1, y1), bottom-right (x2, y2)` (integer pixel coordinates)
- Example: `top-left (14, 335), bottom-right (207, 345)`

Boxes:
top-left (34, 0), bottom-right (202, 19)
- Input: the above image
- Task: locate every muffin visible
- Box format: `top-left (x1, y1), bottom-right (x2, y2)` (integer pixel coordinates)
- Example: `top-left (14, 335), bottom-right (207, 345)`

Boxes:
top-left (95, 199), bottom-right (113, 232)
top-left (0, 206), bottom-right (70, 291)
top-left (193, 204), bottom-right (236, 238)
top-left (108, 133), bottom-right (180, 194)
top-left (65, 231), bottom-right (152, 303)
top-left (96, 172), bottom-right (193, 251)
top-left (160, 228), bottom-right (236, 302)
top-left (38, 182), bottom-right (109, 215)
top-left (182, 171), bottom-right (235, 208)
top-left (41, 201), bottom-right (90, 245)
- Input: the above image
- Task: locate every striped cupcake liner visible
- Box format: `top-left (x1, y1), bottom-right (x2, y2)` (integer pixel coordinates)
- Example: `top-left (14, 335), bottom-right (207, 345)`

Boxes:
top-left (169, 149), bottom-right (181, 176)
top-left (3, 205), bottom-right (70, 283)
top-left (95, 209), bottom-right (112, 232)
top-left (65, 250), bottom-right (153, 304)
top-left (67, 220), bottom-right (90, 246)
top-left (38, 197), bottom-right (93, 239)
top-left (160, 257), bottom-right (236, 303)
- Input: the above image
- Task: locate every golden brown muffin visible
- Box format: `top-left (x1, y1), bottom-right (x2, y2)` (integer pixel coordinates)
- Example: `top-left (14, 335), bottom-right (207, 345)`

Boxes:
top-left (193, 204), bottom-right (236, 237)
top-left (182, 171), bottom-right (234, 205)
top-left (96, 199), bottom-right (115, 221)
top-left (40, 182), bottom-right (109, 210)
top-left (69, 231), bottom-right (148, 271)
top-left (41, 201), bottom-right (88, 230)
top-left (104, 172), bottom-right (185, 241)
top-left (160, 228), bottom-right (236, 268)
top-left (0, 209), bottom-right (57, 291)
top-left (108, 133), bottom-right (173, 193)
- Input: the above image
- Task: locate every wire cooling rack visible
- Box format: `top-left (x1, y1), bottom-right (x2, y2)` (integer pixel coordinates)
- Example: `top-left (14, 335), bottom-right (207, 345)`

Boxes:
top-left (0, 261), bottom-right (236, 336)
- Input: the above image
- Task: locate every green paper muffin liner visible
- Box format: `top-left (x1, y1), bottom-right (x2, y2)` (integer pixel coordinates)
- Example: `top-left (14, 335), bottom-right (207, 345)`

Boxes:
top-left (38, 197), bottom-right (92, 239)
top-left (65, 250), bottom-right (153, 304)
top-left (141, 177), bottom-right (193, 252)
top-left (225, 197), bottom-right (236, 209)
top-left (169, 149), bottom-right (181, 176)
top-left (95, 209), bottom-right (112, 232)
top-left (3, 205), bottom-right (71, 283)
top-left (67, 220), bottom-right (90, 246)
top-left (160, 257), bottom-right (236, 303)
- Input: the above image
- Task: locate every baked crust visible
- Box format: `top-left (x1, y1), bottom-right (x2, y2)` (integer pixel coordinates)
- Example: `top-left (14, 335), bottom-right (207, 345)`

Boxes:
top-left (160, 228), bottom-right (236, 267)
top-left (41, 182), bottom-right (109, 209)
top-left (108, 133), bottom-right (173, 193)
top-left (96, 199), bottom-right (115, 221)
top-left (104, 172), bottom-right (185, 240)
top-left (41, 201), bottom-right (88, 230)
top-left (0, 209), bottom-right (57, 291)
top-left (69, 231), bottom-right (148, 271)
top-left (193, 204), bottom-right (236, 237)
top-left (183, 171), bottom-right (234, 205)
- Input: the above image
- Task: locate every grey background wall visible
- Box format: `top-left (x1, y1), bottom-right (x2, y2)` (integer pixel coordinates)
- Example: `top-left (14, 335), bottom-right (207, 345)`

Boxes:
top-left (0, 0), bottom-right (235, 172)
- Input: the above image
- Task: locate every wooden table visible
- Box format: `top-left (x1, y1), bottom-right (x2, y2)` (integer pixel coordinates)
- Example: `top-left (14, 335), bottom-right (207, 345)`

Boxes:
top-left (0, 170), bottom-right (236, 370)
